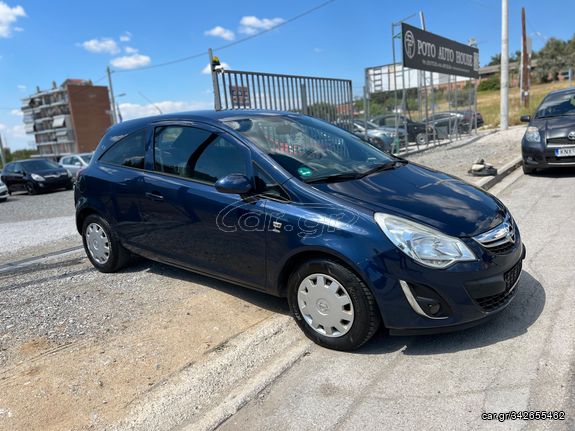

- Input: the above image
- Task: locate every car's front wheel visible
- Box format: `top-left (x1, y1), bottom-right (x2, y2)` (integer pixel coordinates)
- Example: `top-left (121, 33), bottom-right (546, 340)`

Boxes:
top-left (26, 182), bottom-right (37, 195)
top-left (416, 132), bottom-right (428, 146)
top-left (82, 214), bottom-right (130, 273)
top-left (287, 259), bottom-right (381, 351)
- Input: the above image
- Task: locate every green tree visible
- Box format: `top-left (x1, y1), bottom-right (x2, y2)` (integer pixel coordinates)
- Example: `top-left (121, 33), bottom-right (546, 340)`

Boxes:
top-left (535, 37), bottom-right (569, 82)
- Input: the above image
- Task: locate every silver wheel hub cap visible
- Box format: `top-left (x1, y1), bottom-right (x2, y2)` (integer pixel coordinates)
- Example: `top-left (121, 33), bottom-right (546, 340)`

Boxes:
top-left (85, 222), bottom-right (110, 264)
top-left (297, 273), bottom-right (354, 338)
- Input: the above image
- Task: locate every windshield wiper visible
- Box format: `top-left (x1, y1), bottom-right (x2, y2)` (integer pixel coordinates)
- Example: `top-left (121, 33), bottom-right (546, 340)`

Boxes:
top-left (305, 172), bottom-right (364, 184)
top-left (357, 160), bottom-right (408, 178)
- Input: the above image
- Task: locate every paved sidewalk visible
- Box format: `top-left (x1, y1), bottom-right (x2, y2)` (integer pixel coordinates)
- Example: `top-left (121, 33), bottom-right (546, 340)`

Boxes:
top-left (405, 126), bottom-right (525, 183)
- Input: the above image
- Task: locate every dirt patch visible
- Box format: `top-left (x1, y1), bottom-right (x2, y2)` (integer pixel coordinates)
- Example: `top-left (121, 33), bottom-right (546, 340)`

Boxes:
top-left (0, 257), bottom-right (280, 430)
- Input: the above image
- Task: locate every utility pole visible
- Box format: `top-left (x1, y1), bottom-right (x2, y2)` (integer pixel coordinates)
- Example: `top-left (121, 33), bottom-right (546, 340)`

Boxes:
top-left (500, 0), bottom-right (509, 130)
top-left (521, 7), bottom-right (529, 108)
top-left (107, 66), bottom-right (118, 125)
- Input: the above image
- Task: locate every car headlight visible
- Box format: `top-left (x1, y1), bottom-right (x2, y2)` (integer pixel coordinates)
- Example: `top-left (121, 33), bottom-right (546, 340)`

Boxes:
top-left (380, 130), bottom-right (396, 137)
top-left (524, 126), bottom-right (541, 143)
top-left (31, 173), bottom-right (45, 182)
top-left (374, 213), bottom-right (476, 269)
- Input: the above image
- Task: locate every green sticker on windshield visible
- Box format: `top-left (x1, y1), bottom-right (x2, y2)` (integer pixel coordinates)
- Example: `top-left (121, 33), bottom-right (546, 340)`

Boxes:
top-left (298, 166), bottom-right (313, 177)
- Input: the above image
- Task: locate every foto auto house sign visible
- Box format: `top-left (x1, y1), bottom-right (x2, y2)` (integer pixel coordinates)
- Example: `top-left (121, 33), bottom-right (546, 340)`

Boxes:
top-left (401, 23), bottom-right (479, 79)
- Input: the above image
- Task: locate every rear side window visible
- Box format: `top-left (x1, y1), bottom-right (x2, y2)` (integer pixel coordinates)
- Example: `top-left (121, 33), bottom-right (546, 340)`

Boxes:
top-left (100, 129), bottom-right (147, 169)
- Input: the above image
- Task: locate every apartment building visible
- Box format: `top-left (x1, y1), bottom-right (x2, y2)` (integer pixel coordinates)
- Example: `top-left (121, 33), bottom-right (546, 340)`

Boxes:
top-left (21, 79), bottom-right (113, 156)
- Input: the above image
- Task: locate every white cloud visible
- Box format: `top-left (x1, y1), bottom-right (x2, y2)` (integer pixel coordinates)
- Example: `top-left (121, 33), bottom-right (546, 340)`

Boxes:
top-left (9, 123), bottom-right (25, 138)
top-left (204, 25), bottom-right (235, 41)
top-left (10, 109), bottom-right (22, 116)
top-left (118, 100), bottom-right (212, 120)
top-left (201, 62), bottom-right (230, 74)
top-left (119, 31), bottom-right (132, 42)
top-left (17, 83), bottom-right (26, 91)
top-left (124, 46), bottom-right (138, 54)
top-left (238, 16), bottom-right (284, 35)
top-left (111, 53), bottom-right (151, 69)
top-left (81, 37), bottom-right (120, 54)
top-left (0, 1), bottom-right (26, 38)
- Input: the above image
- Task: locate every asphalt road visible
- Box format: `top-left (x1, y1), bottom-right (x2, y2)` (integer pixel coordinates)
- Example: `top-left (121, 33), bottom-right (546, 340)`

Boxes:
top-left (219, 168), bottom-right (575, 431)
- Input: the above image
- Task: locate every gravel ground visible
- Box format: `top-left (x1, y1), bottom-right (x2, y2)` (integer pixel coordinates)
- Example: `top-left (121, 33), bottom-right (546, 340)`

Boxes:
top-left (405, 125), bottom-right (525, 181)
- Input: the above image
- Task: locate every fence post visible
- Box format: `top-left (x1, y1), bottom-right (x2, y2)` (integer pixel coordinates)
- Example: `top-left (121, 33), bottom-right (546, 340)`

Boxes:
top-left (300, 82), bottom-right (308, 115)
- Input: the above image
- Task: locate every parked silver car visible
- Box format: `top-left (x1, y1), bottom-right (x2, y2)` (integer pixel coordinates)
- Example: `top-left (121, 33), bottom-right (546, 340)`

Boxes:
top-left (0, 179), bottom-right (8, 202)
top-left (59, 153), bottom-right (93, 178)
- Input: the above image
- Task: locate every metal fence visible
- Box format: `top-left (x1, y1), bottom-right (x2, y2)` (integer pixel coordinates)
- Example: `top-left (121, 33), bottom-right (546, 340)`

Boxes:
top-left (210, 53), bottom-right (354, 130)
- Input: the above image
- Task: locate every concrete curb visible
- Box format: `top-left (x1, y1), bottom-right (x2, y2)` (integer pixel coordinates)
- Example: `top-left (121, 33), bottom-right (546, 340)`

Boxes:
top-left (474, 156), bottom-right (523, 191)
top-left (114, 315), bottom-right (311, 431)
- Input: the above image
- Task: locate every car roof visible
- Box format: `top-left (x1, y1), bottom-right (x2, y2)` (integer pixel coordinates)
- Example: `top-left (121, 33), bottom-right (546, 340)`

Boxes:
top-left (544, 87), bottom-right (575, 98)
top-left (117, 109), bottom-right (296, 127)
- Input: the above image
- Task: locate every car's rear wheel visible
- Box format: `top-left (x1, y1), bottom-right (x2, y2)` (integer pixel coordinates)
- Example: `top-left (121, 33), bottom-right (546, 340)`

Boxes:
top-left (287, 259), bottom-right (381, 351)
top-left (522, 163), bottom-right (536, 175)
top-left (82, 214), bottom-right (130, 273)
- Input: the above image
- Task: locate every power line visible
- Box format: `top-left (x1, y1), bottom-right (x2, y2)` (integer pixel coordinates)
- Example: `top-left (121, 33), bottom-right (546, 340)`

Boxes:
top-left (112, 0), bottom-right (336, 74)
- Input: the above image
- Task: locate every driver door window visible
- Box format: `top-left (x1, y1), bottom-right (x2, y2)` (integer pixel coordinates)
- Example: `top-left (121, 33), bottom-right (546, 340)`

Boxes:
top-left (154, 126), bottom-right (248, 184)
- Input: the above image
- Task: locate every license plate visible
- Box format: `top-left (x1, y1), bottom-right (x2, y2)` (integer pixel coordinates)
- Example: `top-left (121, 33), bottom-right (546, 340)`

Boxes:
top-left (555, 147), bottom-right (575, 157)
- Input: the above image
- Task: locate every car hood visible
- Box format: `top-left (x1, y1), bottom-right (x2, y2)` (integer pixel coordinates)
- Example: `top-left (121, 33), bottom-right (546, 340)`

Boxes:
top-left (311, 163), bottom-right (506, 237)
top-left (531, 116), bottom-right (575, 139)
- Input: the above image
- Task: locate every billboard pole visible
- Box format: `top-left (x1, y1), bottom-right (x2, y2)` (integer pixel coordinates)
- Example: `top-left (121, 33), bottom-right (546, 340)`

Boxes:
top-left (500, 0), bottom-right (509, 130)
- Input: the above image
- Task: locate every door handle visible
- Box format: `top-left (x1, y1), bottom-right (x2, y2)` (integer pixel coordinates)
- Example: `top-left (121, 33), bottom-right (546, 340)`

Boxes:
top-left (145, 191), bottom-right (164, 201)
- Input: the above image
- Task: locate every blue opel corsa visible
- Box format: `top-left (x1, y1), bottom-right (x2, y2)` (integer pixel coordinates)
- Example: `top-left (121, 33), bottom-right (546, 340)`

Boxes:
top-left (75, 111), bottom-right (526, 351)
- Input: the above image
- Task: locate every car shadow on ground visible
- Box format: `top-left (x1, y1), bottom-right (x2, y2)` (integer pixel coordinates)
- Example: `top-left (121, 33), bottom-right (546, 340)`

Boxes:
top-left (121, 257), bottom-right (290, 316)
top-left (530, 167), bottom-right (575, 178)
top-left (358, 270), bottom-right (545, 355)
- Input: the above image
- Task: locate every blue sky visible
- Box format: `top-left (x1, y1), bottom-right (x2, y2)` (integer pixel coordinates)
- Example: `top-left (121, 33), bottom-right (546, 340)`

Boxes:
top-left (0, 0), bottom-right (573, 150)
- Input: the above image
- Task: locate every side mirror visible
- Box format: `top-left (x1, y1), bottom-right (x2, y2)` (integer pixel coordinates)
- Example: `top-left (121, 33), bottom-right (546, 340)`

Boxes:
top-left (215, 173), bottom-right (253, 195)
top-left (520, 115), bottom-right (531, 123)
top-left (74, 162), bottom-right (82, 167)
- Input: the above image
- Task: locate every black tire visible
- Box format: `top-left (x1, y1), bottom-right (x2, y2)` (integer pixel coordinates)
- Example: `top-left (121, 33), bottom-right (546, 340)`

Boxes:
top-left (415, 132), bottom-right (428, 146)
top-left (522, 163), bottom-right (536, 175)
top-left (82, 214), bottom-right (130, 273)
top-left (65, 182), bottom-right (74, 190)
top-left (287, 259), bottom-right (381, 351)
top-left (26, 182), bottom-right (37, 195)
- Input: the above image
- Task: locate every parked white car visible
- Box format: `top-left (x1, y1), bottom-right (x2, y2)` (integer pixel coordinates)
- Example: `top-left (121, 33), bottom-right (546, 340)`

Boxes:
top-left (59, 153), bottom-right (93, 178)
top-left (0, 179), bottom-right (8, 202)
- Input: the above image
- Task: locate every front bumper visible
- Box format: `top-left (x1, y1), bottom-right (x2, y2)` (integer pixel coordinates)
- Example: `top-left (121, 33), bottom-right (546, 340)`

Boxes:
top-left (367, 233), bottom-right (526, 335)
top-left (0, 185), bottom-right (7, 199)
top-left (34, 176), bottom-right (72, 191)
top-left (523, 139), bottom-right (575, 168)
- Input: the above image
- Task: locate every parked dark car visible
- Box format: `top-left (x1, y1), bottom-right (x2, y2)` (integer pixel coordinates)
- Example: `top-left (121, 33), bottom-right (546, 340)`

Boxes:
top-left (75, 110), bottom-right (525, 351)
top-left (520, 88), bottom-right (575, 174)
top-left (1, 159), bottom-right (73, 195)
top-left (370, 114), bottom-right (432, 145)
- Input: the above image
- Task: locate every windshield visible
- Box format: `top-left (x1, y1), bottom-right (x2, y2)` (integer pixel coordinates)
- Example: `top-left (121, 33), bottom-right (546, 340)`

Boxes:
top-left (20, 159), bottom-right (59, 171)
top-left (224, 115), bottom-right (395, 182)
top-left (535, 92), bottom-right (575, 118)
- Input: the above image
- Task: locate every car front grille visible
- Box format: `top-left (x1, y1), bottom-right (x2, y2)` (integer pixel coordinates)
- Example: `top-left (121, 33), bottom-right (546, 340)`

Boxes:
top-left (475, 261), bottom-right (522, 312)
top-left (547, 137), bottom-right (575, 145)
top-left (473, 215), bottom-right (517, 254)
